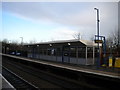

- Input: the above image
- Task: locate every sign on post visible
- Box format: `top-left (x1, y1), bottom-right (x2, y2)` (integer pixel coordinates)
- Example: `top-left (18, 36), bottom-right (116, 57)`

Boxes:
top-left (94, 40), bottom-right (103, 43)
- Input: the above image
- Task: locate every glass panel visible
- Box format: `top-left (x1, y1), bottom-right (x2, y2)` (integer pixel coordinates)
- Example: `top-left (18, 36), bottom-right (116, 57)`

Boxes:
top-left (87, 47), bottom-right (93, 58)
top-left (78, 47), bottom-right (86, 58)
top-left (70, 47), bottom-right (76, 57)
top-left (47, 49), bottom-right (51, 55)
top-left (56, 48), bottom-right (62, 56)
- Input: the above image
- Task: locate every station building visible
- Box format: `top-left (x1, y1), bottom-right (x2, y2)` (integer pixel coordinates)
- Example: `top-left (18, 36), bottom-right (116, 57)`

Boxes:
top-left (25, 39), bottom-right (97, 65)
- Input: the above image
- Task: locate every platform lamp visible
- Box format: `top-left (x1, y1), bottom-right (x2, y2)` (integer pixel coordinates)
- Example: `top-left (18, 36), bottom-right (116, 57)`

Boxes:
top-left (68, 43), bottom-right (71, 46)
top-left (49, 44), bottom-right (52, 47)
top-left (94, 8), bottom-right (100, 68)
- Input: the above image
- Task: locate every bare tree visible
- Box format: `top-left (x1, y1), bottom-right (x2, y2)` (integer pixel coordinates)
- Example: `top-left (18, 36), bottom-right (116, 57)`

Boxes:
top-left (2, 39), bottom-right (9, 44)
top-left (73, 32), bottom-right (81, 40)
top-left (89, 34), bottom-right (95, 41)
top-left (29, 38), bottom-right (37, 44)
top-left (109, 30), bottom-right (119, 48)
top-left (106, 29), bottom-right (120, 56)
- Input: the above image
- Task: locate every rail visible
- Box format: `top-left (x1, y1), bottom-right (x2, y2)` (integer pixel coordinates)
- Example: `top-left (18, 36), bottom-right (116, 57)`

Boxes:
top-left (2, 66), bottom-right (38, 89)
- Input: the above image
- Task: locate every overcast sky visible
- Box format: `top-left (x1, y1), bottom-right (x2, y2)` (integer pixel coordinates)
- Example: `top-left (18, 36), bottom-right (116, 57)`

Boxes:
top-left (1, 2), bottom-right (118, 43)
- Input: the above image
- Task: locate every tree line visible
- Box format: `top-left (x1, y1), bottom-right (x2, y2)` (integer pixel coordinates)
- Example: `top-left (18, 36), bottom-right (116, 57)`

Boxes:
top-left (1, 29), bottom-right (120, 57)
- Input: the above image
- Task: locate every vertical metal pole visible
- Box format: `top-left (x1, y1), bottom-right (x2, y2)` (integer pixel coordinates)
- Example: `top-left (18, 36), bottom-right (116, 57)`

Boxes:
top-left (20, 37), bottom-right (23, 45)
top-left (86, 46), bottom-right (87, 65)
top-left (97, 9), bottom-right (100, 67)
top-left (93, 46), bottom-right (95, 65)
top-left (118, 1), bottom-right (120, 48)
top-left (76, 47), bottom-right (78, 64)
top-left (20, 37), bottom-right (23, 56)
top-left (94, 8), bottom-right (100, 68)
top-left (118, 29), bottom-right (119, 48)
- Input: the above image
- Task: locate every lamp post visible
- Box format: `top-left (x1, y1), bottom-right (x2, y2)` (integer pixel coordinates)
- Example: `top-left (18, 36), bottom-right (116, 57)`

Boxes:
top-left (8, 40), bottom-right (11, 54)
top-left (94, 8), bottom-right (100, 68)
top-left (20, 37), bottom-right (23, 45)
top-left (20, 37), bottom-right (23, 56)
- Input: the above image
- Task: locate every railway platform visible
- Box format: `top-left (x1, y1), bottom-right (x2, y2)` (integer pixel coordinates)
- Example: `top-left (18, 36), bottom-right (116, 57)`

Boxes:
top-left (0, 74), bottom-right (15, 89)
top-left (2, 54), bottom-right (120, 79)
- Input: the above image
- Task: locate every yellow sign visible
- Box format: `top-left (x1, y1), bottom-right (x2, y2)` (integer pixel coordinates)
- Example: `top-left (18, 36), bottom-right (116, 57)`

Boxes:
top-left (94, 40), bottom-right (103, 43)
top-left (109, 57), bottom-right (113, 67)
top-left (115, 58), bottom-right (120, 68)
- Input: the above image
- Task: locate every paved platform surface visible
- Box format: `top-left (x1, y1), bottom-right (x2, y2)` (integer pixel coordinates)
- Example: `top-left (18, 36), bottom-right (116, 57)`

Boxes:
top-left (2, 54), bottom-right (120, 79)
top-left (0, 74), bottom-right (15, 89)
top-left (34, 58), bottom-right (120, 79)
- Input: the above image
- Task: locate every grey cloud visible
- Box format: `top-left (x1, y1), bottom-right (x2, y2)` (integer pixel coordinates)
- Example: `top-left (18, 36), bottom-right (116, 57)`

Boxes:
top-left (2, 2), bottom-right (118, 38)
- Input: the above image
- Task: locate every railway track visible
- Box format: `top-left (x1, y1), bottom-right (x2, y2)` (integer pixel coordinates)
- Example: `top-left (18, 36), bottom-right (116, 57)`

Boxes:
top-left (3, 57), bottom-right (100, 89)
top-left (2, 66), bottom-right (38, 90)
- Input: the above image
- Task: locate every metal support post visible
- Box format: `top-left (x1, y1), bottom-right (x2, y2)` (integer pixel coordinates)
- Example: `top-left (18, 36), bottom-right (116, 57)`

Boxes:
top-left (94, 8), bottom-right (100, 68)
